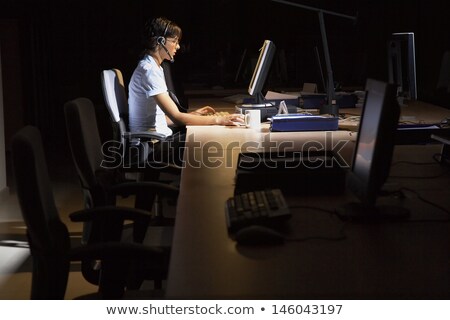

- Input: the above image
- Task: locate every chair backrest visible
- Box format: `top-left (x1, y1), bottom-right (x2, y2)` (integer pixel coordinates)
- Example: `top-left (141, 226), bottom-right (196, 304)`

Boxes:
top-left (64, 97), bottom-right (115, 209)
top-left (12, 126), bottom-right (71, 299)
top-left (101, 69), bottom-right (128, 123)
top-left (101, 69), bottom-right (131, 151)
top-left (101, 68), bottom-right (162, 167)
top-left (161, 61), bottom-right (176, 95)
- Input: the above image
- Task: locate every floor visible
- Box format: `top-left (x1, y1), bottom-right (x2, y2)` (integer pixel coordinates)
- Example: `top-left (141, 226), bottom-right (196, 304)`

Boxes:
top-left (0, 150), bottom-right (167, 299)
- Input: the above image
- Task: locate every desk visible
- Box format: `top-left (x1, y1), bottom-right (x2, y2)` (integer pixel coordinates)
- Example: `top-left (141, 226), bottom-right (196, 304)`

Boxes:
top-left (166, 100), bottom-right (450, 299)
top-left (337, 99), bottom-right (450, 123)
top-left (192, 97), bottom-right (450, 141)
top-left (338, 100), bottom-right (450, 144)
top-left (190, 96), bottom-right (450, 119)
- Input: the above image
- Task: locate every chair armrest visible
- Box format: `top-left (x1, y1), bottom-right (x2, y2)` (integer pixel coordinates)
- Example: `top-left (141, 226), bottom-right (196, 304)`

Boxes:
top-left (69, 206), bottom-right (152, 242)
top-left (69, 206), bottom-right (151, 223)
top-left (123, 131), bottom-right (167, 142)
top-left (144, 162), bottom-right (183, 174)
top-left (109, 182), bottom-right (179, 229)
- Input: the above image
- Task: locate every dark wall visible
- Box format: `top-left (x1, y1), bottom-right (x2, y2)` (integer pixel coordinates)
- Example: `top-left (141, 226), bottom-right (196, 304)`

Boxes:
top-left (1, 0), bottom-right (449, 149)
top-left (355, 1), bottom-right (450, 100)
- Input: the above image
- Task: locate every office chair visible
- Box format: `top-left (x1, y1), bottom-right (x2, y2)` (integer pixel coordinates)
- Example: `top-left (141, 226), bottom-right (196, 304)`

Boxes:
top-left (101, 69), bottom-right (181, 222)
top-left (64, 97), bottom-right (177, 286)
top-left (11, 126), bottom-right (169, 299)
top-left (100, 68), bottom-right (182, 173)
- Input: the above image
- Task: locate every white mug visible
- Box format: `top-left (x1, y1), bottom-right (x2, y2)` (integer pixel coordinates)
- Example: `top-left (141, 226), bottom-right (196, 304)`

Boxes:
top-left (244, 109), bottom-right (261, 130)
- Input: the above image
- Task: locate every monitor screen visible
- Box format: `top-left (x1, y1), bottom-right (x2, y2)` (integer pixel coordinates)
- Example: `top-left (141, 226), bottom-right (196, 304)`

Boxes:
top-left (388, 32), bottom-right (417, 100)
top-left (248, 40), bottom-right (276, 104)
top-left (349, 79), bottom-right (398, 204)
top-left (337, 79), bottom-right (409, 221)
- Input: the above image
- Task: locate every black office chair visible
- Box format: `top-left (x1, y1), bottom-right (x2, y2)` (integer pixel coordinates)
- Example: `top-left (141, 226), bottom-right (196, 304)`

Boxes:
top-left (101, 69), bottom-right (181, 224)
top-left (100, 68), bottom-right (182, 173)
top-left (64, 97), bottom-right (177, 286)
top-left (11, 126), bottom-right (168, 299)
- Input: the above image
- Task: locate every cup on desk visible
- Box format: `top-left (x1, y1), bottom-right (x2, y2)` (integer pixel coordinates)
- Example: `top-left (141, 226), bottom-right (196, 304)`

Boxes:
top-left (244, 110), bottom-right (261, 130)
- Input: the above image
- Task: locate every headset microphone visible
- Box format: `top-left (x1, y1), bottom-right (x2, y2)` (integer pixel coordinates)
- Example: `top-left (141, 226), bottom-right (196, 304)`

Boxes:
top-left (157, 36), bottom-right (174, 63)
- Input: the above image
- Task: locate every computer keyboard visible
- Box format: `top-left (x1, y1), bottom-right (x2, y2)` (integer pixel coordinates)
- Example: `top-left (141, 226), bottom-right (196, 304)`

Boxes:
top-left (225, 189), bottom-right (291, 233)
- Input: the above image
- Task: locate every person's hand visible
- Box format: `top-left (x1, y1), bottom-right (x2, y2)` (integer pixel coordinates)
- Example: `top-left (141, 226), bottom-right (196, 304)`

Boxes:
top-left (190, 106), bottom-right (216, 116)
top-left (215, 114), bottom-right (245, 126)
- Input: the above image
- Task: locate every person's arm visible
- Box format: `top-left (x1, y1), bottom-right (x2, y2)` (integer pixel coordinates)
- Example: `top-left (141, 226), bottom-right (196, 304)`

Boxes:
top-left (189, 106), bottom-right (216, 115)
top-left (155, 92), bottom-right (243, 126)
top-left (165, 106), bottom-right (216, 126)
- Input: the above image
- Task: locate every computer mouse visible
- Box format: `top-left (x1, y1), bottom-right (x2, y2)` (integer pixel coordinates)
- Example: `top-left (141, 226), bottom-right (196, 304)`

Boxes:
top-left (234, 225), bottom-right (285, 246)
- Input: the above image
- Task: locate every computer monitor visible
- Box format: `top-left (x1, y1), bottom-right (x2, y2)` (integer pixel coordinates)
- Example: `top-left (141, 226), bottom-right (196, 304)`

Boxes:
top-left (247, 40), bottom-right (276, 107)
top-left (336, 79), bottom-right (410, 222)
top-left (388, 32), bottom-right (417, 100)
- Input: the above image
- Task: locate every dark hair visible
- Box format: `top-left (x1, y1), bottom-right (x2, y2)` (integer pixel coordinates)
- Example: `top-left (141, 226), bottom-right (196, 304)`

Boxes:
top-left (142, 17), bottom-right (182, 54)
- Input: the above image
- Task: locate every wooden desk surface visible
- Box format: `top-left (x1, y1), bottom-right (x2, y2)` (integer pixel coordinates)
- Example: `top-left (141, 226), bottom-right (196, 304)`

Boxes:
top-left (166, 117), bottom-right (450, 298)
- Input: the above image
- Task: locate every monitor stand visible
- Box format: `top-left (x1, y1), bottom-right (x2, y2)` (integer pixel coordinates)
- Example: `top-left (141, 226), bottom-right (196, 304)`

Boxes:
top-left (240, 92), bottom-right (276, 108)
top-left (236, 104), bottom-right (279, 121)
top-left (236, 98), bottom-right (297, 121)
top-left (319, 103), bottom-right (339, 116)
top-left (235, 93), bottom-right (298, 120)
top-left (336, 202), bottom-right (410, 223)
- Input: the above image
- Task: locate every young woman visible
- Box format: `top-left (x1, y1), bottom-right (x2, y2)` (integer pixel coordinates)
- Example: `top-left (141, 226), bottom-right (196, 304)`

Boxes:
top-left (128, 17), bottom-right (243, 137)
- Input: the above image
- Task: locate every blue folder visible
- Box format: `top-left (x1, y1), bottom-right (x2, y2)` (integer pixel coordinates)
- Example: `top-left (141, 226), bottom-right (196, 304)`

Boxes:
top-left (270, 114), bottom-right (339, 132)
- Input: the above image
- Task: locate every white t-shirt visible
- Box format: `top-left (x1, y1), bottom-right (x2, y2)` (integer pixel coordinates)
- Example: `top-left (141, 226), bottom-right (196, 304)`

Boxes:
top-left (128, 55), bottom-right (173, 136)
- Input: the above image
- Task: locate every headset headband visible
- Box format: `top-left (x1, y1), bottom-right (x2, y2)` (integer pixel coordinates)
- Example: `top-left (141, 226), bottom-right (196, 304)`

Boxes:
top-left (162, 21), bottom-right (171, 38)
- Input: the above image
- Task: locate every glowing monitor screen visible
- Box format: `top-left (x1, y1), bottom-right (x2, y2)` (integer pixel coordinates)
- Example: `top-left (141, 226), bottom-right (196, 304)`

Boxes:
top-left (248, 40), bottom-right (276, 104)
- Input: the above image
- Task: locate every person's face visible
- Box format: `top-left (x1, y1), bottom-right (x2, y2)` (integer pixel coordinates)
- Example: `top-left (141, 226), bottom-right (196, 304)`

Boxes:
top-left (165, 37), bottom-right (180, 60)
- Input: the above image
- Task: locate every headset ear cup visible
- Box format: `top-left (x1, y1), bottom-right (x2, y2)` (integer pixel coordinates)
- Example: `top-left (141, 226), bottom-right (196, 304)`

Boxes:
top-left (157, 36), bottom-right (165, 45)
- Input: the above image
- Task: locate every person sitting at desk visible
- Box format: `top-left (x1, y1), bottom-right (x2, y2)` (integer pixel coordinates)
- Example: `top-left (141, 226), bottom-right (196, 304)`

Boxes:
top-left (128, 17), bottom-right (243, 165)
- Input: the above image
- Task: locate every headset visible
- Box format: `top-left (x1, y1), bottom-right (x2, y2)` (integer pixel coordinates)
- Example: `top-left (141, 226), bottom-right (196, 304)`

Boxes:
top-left (157, 21), bottom-right (174, 62)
